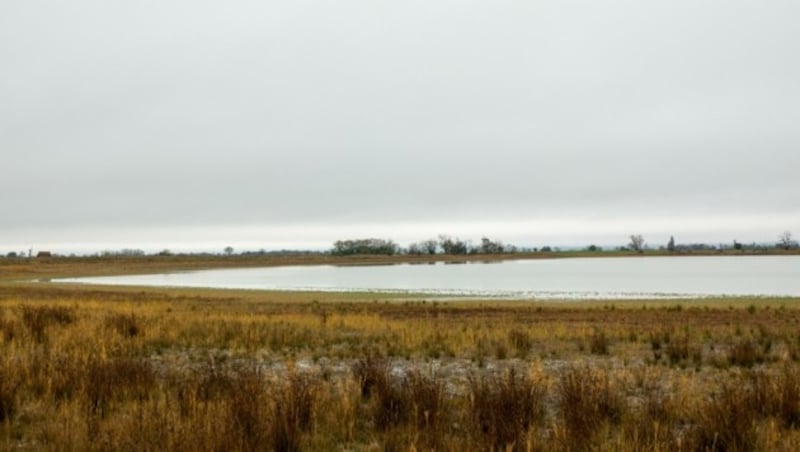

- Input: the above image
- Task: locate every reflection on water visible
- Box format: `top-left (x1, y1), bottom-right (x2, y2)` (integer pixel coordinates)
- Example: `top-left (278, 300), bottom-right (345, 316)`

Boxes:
top-left (56, 256), bottom-right (800, 300)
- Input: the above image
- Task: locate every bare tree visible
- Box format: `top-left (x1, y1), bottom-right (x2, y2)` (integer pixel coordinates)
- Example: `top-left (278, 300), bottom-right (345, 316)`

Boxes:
top-left (478, 237), bottom-right (504, 254)
top-left (224, 246), bottom-right (234, 256)
top-left (421, 239), bottom-right (438, 255)
top-left (628, 234), bottom-right (645, 253)
top-left (778, 231), bottom-right (796, 250)
top-left (438, 235), bottom-right (468, 255)
top-left (408, 239), bottom-right (439, 255)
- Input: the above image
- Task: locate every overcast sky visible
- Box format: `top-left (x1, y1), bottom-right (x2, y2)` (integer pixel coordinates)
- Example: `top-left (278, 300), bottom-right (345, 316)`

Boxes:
top-left (2, 1), bottom-right (799, 254)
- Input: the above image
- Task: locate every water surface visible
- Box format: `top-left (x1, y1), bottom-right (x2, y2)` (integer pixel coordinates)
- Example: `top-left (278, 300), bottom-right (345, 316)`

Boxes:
top-left (57, 256), bottom-right (800, 300)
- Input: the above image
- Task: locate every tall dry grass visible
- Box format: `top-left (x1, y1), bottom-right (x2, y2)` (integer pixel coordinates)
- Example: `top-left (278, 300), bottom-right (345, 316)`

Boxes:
top-left (469, 367), bottom-right (545, 450)
top-left (1, 288), bottom-right (800, 449)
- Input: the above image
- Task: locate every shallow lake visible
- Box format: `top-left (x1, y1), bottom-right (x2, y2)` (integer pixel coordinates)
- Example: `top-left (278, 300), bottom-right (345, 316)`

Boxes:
top-left (57, 256), bottom-right (800, 300)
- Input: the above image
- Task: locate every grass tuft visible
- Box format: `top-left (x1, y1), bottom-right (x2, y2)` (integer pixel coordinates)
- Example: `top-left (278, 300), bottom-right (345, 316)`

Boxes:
top-left (590, 328), bottom-right (610, 355)
top-left (729, 339), bottom-right (764, 368)
top-left (226, 366), bottom-right (272, 451)
top-left (508, 328), bottom-right (532, 356)
top-left (20, 305), bottom-right (76, 342)
top-left (692, 379), bottom-right (758, 451)
top-left (106, 312), bottom-right (143, 337)
top-left (0, 359), bottom-right (19, 422)
top-left (558, 365), bottom-right (626, 449)
top-left (666, 334), bottom-right (690, 365)
top-left (470, 367), bottom-right (545, 450)
top-left (353, 355), bottom-right (388, 399)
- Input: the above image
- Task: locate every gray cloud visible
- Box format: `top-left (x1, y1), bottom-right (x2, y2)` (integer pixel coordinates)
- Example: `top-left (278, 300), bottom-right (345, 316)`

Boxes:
top-left (2, 1), bottom-right (799, 251)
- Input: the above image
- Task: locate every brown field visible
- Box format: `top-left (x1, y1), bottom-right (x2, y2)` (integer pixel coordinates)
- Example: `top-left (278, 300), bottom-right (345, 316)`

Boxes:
top-left (1, 257), bottom-right (800, 450)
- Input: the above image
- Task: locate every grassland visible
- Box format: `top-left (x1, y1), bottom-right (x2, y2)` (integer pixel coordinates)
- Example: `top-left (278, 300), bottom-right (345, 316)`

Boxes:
top-left (1, 258), bottom-right (800, 450)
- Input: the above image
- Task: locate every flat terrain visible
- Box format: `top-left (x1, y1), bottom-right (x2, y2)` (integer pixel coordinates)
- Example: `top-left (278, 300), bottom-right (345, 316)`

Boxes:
top-left (3, 248), bottom-right (799, 281)
top-left (2, 257), bottom-right (800, 450)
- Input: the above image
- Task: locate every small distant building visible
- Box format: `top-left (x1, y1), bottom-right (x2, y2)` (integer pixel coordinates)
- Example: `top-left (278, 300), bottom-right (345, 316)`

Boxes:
top-left (36, 251), bottom-right (52, 258)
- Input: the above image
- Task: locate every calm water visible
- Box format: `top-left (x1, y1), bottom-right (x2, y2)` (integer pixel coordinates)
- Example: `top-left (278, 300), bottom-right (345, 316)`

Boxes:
top-left (57, 256), bottom-right (800, 299)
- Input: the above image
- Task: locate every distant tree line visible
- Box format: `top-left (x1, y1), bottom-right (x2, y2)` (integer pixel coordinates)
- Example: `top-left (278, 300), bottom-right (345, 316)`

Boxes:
top-left (99, 249), bottom-right (146, 257)
top-left (407, 235), bottom-right (512, 255)
top-left (332, 235), bottom-right (517, 256)
top-left (4, 250), bottom-right (57, 258)
top-left (331, 239), bottom-right (399, 256)
top-left (627, 231), bottom-right (799, 253)
top-left (4, 231), bottom-right (796, 260)
top-left (239, 249), bottom-right (321, 256)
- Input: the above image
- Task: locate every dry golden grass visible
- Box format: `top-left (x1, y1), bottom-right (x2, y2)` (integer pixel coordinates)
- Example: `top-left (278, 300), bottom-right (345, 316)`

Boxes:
top-left (1, 278), bottom-right (800, 450)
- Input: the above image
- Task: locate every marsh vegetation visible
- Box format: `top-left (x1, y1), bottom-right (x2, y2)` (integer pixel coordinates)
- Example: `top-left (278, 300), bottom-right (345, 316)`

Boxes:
top-left (2, 281), bottom-right (800, 450)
